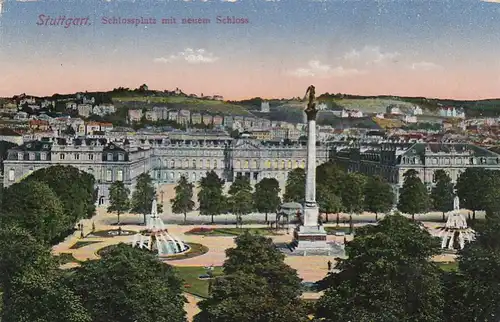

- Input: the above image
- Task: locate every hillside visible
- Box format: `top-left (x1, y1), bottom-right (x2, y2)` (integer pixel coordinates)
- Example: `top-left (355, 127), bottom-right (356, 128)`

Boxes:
top-left (6, 88), bottom-right (500, 122)
top-left (317, 94), bottom-right (500, 117)
top-left (112, 96), bottom-right (252, 116)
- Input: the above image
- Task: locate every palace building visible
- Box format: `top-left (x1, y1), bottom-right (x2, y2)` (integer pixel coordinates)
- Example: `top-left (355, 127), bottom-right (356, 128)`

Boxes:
top-left (3, 137), bottom-right (330, 205)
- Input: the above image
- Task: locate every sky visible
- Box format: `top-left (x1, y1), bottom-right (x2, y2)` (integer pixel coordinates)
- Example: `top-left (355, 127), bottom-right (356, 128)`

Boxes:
top-left (0, 0), bottom-right (500, 100)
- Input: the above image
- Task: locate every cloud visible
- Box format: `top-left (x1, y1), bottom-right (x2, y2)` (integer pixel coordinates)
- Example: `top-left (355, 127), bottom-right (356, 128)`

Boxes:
top-left (289, 60), bottom-right (365, 78)
top-left (409, 61), bottom-right (442, 71)
top-left (154, 48), bottom-right (218, 64)
top-left (344, 46), bottom-right (399, 65)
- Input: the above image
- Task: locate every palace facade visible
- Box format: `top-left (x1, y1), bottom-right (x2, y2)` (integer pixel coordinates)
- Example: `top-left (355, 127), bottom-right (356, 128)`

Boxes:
top-left (330, 141), bottom-right (500, 200)
top-left (3, 137), bottom-right (330, 205)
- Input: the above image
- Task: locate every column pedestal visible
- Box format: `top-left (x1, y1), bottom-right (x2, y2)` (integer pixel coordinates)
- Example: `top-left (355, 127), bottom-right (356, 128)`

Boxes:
top-left (293, 206), bottom-right (329, 251)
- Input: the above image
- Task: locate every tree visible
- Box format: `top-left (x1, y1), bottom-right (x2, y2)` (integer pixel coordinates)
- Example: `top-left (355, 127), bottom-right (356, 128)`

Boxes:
top-left (340, 172), bottom-right (366, 226)
top-left (283, 168), bottom-right (305, 203)
top-left (1, 180), bottom-right (66, 243)
top-left (456, 168), bottom-right (489, 220)
top-left (364, 175), bottom-right (394, 221)
top-left (195, 233), bottom-right (307, 322)
top-left (397, 169), bottom-right (429, 220)
top-left (316, 214), bottom-right (444, 322)
top-left (0, 225), bottom-right (53, 289)
top-left (253, 178), bottom-right (281, 222)
top-left (316, 162), bottom-right (345, 222)
top-left (130, 173), bottom-right (156, 224)
top-left (65, 244), bottom-right (186, 322)
top-left (170, 176), bottom-right (195, 223)
top-left (444, 211), bottom-right (500, 321)
top-left (107, 181), bottom-right (130, 225)
top-left (316, 162), bottom-right (345, 196)
top-left (198, 171), bottom-right (225, 224)
top-left (228, 175), bottom-right (253, 227)
top-left (26, 165), bottom-right (96, 223)
top-left (2, 266), bottom-right (91, 322)
top-left (317, 186), bottom-right (342, 223)
top-left (430, 170), bottom-right (454, 221)
top-left (481, 172), bottom-right (500, 215)
top-left (224, 232), bottom-right (302, 300)
top-left (194, 272), bottom-right (308, 322)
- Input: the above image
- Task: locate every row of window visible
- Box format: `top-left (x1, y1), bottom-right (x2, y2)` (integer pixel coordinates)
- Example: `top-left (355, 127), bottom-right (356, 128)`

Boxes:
top-left (235, 160), bottom-right (310, 170)
top-left (161, 159), bottom-right (221, 169)
top-left (152, 170), bottom-right (288, 183)
top-left (16, 152), bottom-right (125, 162)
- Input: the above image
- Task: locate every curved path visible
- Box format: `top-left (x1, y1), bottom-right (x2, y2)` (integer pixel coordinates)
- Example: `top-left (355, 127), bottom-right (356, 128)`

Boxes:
top-left (52, 207), bottom-right (457, 321)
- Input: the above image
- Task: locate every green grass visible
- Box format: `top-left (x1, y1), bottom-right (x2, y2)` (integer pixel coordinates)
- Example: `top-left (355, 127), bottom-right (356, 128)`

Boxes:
top-left (164, 243), bottom-right (209, 260)
top-left (185, 227), bottom-right (284, 236)
top-left (69, 240), bottom-right (101, 249)
top-left (112, 96), bottom-right (251, 115)
top-left (437, 262), bottom-right (458, 272)
top-left (175, 266), bottom-right (224, 298)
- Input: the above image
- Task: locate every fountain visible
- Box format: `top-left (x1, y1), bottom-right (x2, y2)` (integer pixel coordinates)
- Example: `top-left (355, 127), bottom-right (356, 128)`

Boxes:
top-left (130, 199), bottom-right (190, 256)
top-left (435, 196), bottom-right (475, 250)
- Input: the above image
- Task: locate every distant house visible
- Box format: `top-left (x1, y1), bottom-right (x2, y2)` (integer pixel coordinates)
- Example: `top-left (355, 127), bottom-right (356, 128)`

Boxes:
top-left (440, 106), bottom-right (465, 118)
top-left (386, 105), bottom-right (402, 115)
top-left (29, 120), bottom-right (50, 132)
top-left (66, 102), bottom-right (77, 110)
top-left (128, 109), bottom-right (143, 122)
top-left (92, 104), bottom-right (115, 116)
top-left (145, 110), bottom-right (158, 122)
top-left (191, 113), bottom-right (202, 124)
top-left (213, 115), bottom-right (224, 126)
top-left (77, 104), bottom-right (93, 118)
top-left (348, 110), bottom-right (363, 118)
top-left (14, 112), bottom-right (28, 120)
top-left (403, 115), bottom-right (418, 123)
top-left (331, 108), bottom-right (349, 118)
top-left (261, 101), bottom-right (270, 113)
top-left (85, 122), bottom-right (101, 135)
top-left (202, 114), bottom-right (213, 125)
top-left (82, 96), bottom-right (95, 105)
top-left (178, 110), bottom-right (191, 124)
top-left (168, 110), bottom-right (179, 122)
top-left (0, 128), bottom-right (23, 145)
top-left (411, 106), bottom-right (423, 115)
top-left (317, 103), bottom-right (328, 111)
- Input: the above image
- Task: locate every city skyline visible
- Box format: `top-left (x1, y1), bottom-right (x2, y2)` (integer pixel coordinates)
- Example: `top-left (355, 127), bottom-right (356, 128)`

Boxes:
top-left (1, 0), bottom-right (500, 100)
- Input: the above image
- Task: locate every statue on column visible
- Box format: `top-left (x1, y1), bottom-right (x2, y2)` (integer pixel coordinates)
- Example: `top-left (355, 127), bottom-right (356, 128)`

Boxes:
top-left (303, 85), bottom-right (318, 120)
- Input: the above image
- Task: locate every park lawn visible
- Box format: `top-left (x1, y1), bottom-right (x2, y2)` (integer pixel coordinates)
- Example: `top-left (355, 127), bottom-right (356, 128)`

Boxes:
top-left (437, 261), bottom-right (458, 272)
top-left (176, 266), bottom-right (223, 298)
top-left (187, 227), bottom-right (283, 236)
top-left (215, 227), bottom-right (283, 236)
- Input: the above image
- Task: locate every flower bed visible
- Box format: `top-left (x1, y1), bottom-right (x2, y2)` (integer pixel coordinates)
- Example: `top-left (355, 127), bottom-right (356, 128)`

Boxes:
top-left (185, 227), bottom-right (215, 235)
top-left (89, 229), bottom-right (136, 238)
